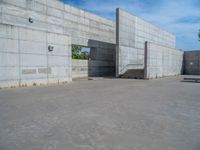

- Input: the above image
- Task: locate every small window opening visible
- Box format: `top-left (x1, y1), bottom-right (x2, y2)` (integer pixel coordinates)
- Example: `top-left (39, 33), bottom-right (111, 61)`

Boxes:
top-left (72, 45), bottom-right (91, 60)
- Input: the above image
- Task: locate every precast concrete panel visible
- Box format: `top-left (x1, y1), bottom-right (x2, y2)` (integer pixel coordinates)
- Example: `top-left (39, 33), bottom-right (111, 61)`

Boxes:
top-left (0, 0), bottom-right (116, 87)
top-left (116, 8), bottom-right (177, 78)
top-left (144, 42), bottom-right (183, 79)
top-left (0, 0), bottom-right (115, 44)
top-left (0, 24), bottom-right (71, 88)
top-left (72, 59), bottom-right (115, 78)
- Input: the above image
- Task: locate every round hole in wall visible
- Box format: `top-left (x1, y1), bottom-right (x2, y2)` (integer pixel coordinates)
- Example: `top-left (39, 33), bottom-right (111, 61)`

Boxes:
top-left (29, 17), bottom-right (34, 23)
top-left (48, 45), bottom-right (54, 52)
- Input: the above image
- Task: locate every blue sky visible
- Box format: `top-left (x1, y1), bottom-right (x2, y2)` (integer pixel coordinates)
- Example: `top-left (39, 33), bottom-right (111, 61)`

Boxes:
top-left (60, 0), bottom-right (200, 51)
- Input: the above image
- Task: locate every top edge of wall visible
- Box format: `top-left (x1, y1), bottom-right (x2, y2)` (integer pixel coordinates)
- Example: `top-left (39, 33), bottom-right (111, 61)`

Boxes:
top-left (57, 0), bottom-right (115, 23)
top-left (116, 8), bottom-right (175, 38)
top-left (0, 0), bottom-right (115, 24)
top-left (146, 41), bottom-right (183, 52)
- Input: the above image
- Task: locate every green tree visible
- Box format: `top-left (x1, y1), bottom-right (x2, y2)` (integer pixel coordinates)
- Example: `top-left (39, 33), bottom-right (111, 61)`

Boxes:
top-left (72, 45), bottom-right (82, 59)
top-left (72, 45), bottom-right (90, 60)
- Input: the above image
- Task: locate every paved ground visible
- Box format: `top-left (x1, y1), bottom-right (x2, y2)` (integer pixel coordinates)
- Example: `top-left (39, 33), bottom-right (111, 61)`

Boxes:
top-left (0, 76), bottom-right (200, 150)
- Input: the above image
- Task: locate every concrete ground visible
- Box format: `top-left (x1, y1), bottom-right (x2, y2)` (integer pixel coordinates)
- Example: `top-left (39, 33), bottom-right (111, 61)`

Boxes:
top-left (0, 76), bottom-right (200, 150)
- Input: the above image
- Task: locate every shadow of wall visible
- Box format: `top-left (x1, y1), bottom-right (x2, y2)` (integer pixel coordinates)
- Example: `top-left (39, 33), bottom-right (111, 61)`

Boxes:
top-left (71, 40), bottom-right (116, 78)
top-left (88, 40), bottom-right (116, 77)
top-left (183, 51), bottom-right (200, 75)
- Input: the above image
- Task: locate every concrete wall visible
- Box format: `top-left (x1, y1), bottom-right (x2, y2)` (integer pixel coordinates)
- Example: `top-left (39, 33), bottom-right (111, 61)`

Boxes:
top-left (0, 0), bottom-right (116, 87)
top-left (116, 8), bottom-right (176, 77)
top-left (144, 42), bottom-right (183, 79)
top-left (72, 60), bottom-right (88, 78)
top-left (0, 0), bottom-right (115, 44)
top-left (184, 51), bottom-right (200, 75)
top-left (72, 59), bottom-right (115, 78)
top-left (0, 0), bottom-right (116, 62)
top-left (0, 0), bottom-right (192, 87)
top-left (0, 24), bottom-right (71, 88)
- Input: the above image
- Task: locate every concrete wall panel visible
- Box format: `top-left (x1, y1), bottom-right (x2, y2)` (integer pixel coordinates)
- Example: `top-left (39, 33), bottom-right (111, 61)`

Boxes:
top-left (0, 23), bottom-right (71, 88)
top-left (0, 0), bottom-right (187, 87)
top-left (72, 59), bottom-right (115, 78)
top-left (0, 0), bottom-right (115, 45)
top-left (20, 54), bottom-right (47, 67)
top-left (0, 0), bottom-right (115, 87)
top-left (2, 0), bottom-right (26, 8)
top-left (116, 8), bottom-right (178, 78)
top-left (19, 28), bottom-right (46, 42)
top-left (0, 67), bottom-right (20, 81)
top-left (144, 42), bottom-right (183, 79)
top-left (20, 40), bottom-right (47, 54)
top-left (0, 38), bottom-right (19, 53)
top-left (0, 53), bottom-right (19, 67)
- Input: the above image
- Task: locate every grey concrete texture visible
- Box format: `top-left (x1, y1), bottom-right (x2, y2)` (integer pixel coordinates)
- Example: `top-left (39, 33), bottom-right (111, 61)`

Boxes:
top-left (0, 0), bottom-right (115, 45)
top-left (0, 23), bottom-right (72, 88)
top-left (0, 76), bottom-right (200, 150)
top-left (184, 51), bottom-right (200, 75)
top-left (72, 59), bottom-right (115, 78)
top-left (0, 0), bottom-right (116, 87)
top-left (0, 0), bottom-right (197, 87)
top-left (116, 8), bottom-right (177, 78)
top-left (145, 42), bottom-right (183, 79)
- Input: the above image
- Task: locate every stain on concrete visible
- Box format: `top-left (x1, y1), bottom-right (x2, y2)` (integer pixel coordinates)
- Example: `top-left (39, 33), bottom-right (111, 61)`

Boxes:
top-left (22, 69), bottom-right (36, 74)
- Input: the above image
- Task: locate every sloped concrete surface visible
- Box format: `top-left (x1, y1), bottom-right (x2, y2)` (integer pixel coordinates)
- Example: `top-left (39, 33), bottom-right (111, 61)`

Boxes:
top-left (0, 76), bottom-right (200, 150)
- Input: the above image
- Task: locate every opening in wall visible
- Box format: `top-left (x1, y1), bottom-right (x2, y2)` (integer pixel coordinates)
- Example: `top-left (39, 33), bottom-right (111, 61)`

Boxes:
top-left (72, 45), bottom-right (92, 60)
top-left (71, 43), bottom-right (116, 79)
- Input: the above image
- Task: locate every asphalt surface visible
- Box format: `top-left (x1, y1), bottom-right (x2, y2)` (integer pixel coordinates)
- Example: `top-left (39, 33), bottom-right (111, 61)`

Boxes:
top-left (0, 76), bottom-right (200, 150)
